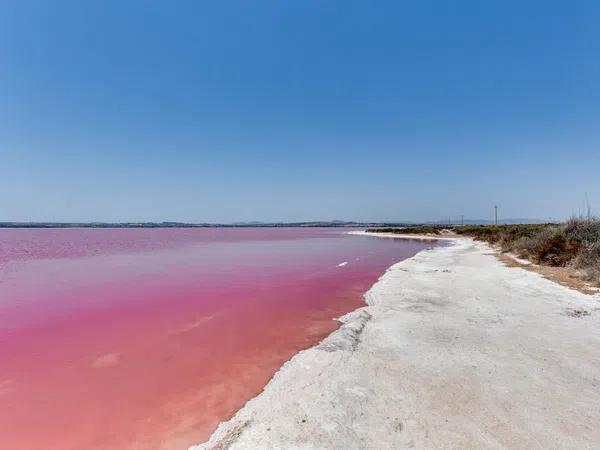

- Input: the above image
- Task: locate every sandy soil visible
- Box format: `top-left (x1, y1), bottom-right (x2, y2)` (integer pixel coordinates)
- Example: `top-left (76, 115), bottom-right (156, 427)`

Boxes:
top-left (192, 237), bottom-right (600, 450)
top-left (498, 252), bottom-right (600, 295)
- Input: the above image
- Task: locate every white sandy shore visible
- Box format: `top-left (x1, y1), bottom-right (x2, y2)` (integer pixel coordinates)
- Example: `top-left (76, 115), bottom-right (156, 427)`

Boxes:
top-left (192, 235), bottom-right (600, 450)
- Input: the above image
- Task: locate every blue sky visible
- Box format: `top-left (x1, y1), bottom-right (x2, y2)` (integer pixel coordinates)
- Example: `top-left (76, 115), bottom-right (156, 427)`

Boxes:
top-left (1, 1), bottom-right (599, 223)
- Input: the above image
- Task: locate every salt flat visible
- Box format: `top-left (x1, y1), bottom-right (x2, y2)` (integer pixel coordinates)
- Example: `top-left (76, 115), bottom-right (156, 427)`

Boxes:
top-left (193, 237), bottom-right (600, 450)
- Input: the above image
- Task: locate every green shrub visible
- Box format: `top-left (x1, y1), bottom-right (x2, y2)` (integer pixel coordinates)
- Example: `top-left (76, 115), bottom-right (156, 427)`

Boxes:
top-left (368, 220), bottom-right (598, 283)
top-left (453, 225), bottom-right (503, 243)
top-left (564, 217), bottom-right (600, 243)
top-left (456, 219), bottom-right (598, 281)
top-left (531, 230), bottom-right (581, 266)
top-left (367, 226), bottom-right (442, 235)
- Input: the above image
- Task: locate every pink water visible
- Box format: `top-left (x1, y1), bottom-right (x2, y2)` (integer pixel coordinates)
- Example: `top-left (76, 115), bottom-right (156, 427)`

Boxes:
top-left (0, 228), bottom-right (434, 449)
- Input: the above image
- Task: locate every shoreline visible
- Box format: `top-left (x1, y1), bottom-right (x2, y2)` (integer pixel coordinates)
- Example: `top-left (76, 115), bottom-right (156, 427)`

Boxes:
top-left (190, 237), bottom-right (438, 450)
top-left (190, 233), bottom-right (442, 449)
top-left (192, 234), bottom-right (600, 449)
top-left (347, 230), bottom-right (456, 241)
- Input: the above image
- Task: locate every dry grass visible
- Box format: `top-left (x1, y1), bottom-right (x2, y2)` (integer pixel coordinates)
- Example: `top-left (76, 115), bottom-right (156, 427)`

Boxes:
top-left (368, 218), bottom-right (600, 285)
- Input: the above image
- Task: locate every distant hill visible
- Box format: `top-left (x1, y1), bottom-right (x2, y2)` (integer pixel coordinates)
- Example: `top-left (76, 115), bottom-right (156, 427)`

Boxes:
top-left (0, 219), bottom-right (550, 228)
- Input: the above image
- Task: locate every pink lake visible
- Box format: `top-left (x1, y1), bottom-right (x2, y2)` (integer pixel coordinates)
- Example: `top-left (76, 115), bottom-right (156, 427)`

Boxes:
top-left (0, 227), bottom-right (434, 449)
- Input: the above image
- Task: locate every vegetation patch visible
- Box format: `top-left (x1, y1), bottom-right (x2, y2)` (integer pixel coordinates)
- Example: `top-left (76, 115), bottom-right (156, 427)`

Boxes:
top-left (367, 218), bottom-right (600, 285)
top-left (368, 226), bottom-right (442, 235)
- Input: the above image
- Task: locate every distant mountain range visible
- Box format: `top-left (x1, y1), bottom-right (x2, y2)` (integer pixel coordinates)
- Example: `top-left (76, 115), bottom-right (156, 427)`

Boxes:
top-left (0, 218), bottom-right (551, 228)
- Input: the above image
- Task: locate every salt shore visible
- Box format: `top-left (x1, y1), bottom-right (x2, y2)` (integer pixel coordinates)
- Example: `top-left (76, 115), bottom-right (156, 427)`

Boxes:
top-left (192, 236), bottom-right (600, 449)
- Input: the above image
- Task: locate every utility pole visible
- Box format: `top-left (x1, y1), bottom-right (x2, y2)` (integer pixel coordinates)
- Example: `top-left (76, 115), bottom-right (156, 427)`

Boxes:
top-left (461, 215), bottom-right (464, 226)
top-left (494, 205), bottom-right (498, 225)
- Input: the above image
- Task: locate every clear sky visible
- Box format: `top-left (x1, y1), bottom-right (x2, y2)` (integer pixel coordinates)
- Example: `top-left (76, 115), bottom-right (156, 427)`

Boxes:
top-left (1, 1), bottom-right (599, 223)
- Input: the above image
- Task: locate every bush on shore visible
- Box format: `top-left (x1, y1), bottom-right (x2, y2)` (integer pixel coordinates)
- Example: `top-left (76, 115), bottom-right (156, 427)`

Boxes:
top-left (367, 218), bottom-right (600, 284)
top-left (564, 218), bottom-right (600, 282)
top-left (370, 226), bottom-right (443, 235)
